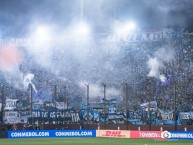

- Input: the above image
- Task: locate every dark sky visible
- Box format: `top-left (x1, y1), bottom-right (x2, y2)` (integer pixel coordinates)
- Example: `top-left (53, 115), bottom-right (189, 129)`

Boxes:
top-left (0, 0), bottom-right (193, 36)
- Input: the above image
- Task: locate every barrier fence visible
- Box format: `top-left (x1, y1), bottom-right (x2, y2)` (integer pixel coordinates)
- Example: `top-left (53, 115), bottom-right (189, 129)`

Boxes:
top-left (2, 130), bottom-right (193, 140)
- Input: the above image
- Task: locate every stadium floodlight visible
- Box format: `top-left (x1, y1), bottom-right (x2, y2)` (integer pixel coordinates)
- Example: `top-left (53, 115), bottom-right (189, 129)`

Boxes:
top-left (114, 20), bottom-right (137, 34)
top-left (71, 21), bottom-right (91, 38)
top-left (78, 21), bottom-right (90, 35)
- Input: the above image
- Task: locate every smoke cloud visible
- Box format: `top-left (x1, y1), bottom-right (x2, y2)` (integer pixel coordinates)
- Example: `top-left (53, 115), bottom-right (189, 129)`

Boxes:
top-left (147, 47), bottom-right (175, 81)
top-left (23, 73), bottom-right (37, 93)
top-left (0, 0), bottom-right (192, 101)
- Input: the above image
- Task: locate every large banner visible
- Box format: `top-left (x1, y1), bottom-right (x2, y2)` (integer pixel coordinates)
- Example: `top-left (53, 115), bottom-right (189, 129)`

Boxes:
top-left (8, 130), bottom-right (96, 138)
top-left (32, 110), bottom-right (80, 123)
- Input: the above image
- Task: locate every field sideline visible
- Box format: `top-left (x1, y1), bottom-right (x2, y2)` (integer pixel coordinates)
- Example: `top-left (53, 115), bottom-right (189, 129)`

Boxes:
top-left (0, 138), bottom-right (192, 145)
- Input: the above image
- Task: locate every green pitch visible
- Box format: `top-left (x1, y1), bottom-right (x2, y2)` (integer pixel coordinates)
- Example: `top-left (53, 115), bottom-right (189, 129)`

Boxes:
top-left (0, 138), bottom-right (192, 145)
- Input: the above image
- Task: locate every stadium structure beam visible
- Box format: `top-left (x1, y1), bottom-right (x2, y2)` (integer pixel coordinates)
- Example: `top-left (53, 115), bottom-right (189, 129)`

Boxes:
top-left (103, 83), bottom-right (106, 129)
top-left (84, 84), bottom-right (89, 129)
top-left (147, 78), bottom-right (153, 131)
top-left (174, 81), bottom-right (177, 131)
top-left (80, 0), bottom-right (84, 18)
top-left (64, 86), bottom-right (67, 109)
top-left (30, 85), bottom-right (33, 125)
top-left (63, 86), bottom-right (67, 124)
top-left (54, 85), bottom-right (57, 124)
top-left (123, 82), bottom-right (129, 130)
top-left (1, 85), bottom-right (5, 124)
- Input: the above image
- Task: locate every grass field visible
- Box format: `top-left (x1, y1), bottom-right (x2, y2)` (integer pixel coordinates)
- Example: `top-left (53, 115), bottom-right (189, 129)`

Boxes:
top-left (0, 138), bottom-right (193, 145)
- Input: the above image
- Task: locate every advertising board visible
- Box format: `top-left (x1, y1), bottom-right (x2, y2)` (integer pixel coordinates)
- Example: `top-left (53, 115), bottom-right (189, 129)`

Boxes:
top-left (8, 130), bottom-right (96, 138)
top-left (96, 130), bottom-right (130, 138)
top-left (130, 131), bottom-right (163, 139)
top-left (161, 131), bottom-right (193, 140)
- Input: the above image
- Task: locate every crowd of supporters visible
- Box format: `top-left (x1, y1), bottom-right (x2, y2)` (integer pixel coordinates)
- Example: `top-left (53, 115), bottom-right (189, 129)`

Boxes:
top-left (0, 29), bottom-right (193, 125)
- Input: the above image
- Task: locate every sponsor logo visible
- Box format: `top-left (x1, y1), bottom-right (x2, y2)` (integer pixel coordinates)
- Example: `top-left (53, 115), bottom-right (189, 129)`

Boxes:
top-left (161, 131), bottom-right (171, 139)
top-left (139, 132), bottom-right (161, 138)
top-left (161, 131), bottom-right (193, 139)
top-left (103, 131), bottom-right (125, 137)
top-left (130, 131), bottom-right (163, 139)
top-left (11, 132), bottom-right (50, 138)
top-left (55, 131), bottom-right (92, 137)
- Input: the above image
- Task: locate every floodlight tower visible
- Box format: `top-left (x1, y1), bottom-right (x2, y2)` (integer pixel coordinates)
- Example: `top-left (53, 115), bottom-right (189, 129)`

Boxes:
top-left (80, 0), bottom-right (84, 18)
top-left (114, 20), bottom-right (137, 34)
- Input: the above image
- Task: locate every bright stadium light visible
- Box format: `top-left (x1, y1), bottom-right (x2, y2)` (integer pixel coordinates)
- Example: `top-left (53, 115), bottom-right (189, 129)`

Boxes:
top-left (70, 21), bottom-right (91, 39)
top-left (33, 25), bottom-right (51, 45)
top-left (28, 24), bottom-right (53, 56)
top-left (114, 20), bottom-right (137, 34)
top-left (77, 21), bottom-right (90, 35)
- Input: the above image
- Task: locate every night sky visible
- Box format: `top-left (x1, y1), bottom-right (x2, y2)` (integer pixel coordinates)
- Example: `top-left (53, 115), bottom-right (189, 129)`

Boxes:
top-left (0, 0), bottom-right (193, 37)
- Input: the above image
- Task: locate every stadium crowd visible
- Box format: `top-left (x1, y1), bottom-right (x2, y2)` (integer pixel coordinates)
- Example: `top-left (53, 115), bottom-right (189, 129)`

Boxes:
top-left (0, 28), bottom-right (193, 126)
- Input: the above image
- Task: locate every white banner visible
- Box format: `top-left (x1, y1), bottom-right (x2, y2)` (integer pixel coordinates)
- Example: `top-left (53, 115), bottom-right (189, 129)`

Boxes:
top-left (4, 111), bottom-right (20, 124)
top-left (140, 101), bottom-right (157, 111)
top-left (158, 109), bottom-right (174, 120)
top-left (4, 99), bottom-right (18, 110)
top-left (179, 112), bottom-right (190, 120)
top-left (56, 102), bottom-right (67, 110)
top-left (161, 113), bottom-right (173, 120)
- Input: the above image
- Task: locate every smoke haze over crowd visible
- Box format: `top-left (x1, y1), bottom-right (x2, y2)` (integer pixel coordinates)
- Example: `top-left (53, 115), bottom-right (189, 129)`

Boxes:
top-left (0, 0), bottom-right (193, 99)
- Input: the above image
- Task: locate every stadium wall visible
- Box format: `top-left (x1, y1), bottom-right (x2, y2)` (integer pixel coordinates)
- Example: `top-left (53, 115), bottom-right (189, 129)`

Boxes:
top-left (1, 124), bottom-right (193, 131)
top-left (5, 130), bottom-right (193, 140)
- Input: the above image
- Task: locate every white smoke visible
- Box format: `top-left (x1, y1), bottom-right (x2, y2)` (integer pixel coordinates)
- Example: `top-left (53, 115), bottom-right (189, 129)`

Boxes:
top-left (2, 65), bottom-right (24, 89)
top-left (155, 46), bottom-right (175, 62)
top-left (159, 74), bottom-right (167, 83)
top-left (23, 73), bottom-right (37, 93)
top-left (1, 66), bottom-right (37, 92)
top-left (147, 57), bottom-right (160, 78)
top-left (147, 47), bottom-right (175, 81)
